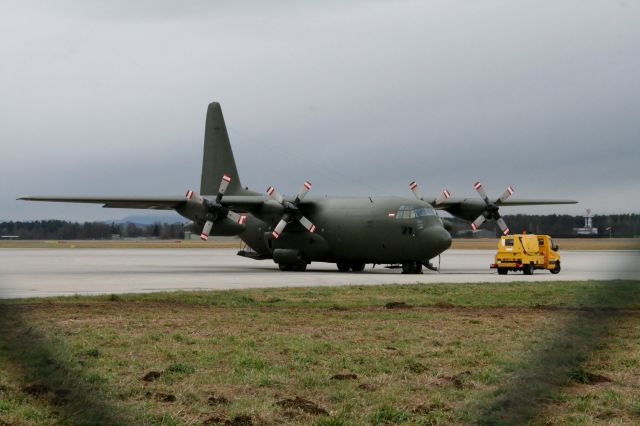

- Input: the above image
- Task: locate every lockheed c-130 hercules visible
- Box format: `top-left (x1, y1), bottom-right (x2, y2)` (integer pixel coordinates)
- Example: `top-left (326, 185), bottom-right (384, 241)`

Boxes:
top-left (19, 102), bottom-right (577, 274)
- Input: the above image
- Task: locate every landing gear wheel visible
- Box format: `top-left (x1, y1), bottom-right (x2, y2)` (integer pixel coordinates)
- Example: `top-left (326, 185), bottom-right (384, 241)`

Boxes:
top-left (336, 262), bottom-right (351, 272)
top-left (523, 264), bottom-right (533, 275)
top-left (292, 262), bottom-right (308, 272)
top-left (278, 263), bottom-right (292, 271)
top-left (550, 262), bottom-right (561, 274)
top-left (497, 268), bottom-right (508, 275)
top-left (350, 263), bottom-right (365, 272)
top-left (402, 261), bottom-right (421, 274)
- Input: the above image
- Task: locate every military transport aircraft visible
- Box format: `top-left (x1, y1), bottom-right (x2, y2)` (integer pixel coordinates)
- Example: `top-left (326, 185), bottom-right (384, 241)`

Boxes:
top-left (19, 102), bottom-right (577, 274)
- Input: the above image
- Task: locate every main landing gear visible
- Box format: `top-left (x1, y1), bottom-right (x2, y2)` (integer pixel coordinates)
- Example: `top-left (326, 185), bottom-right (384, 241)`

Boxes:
top-left (401, 261), bottom-right (422, 274)
top-left (278, 262), bottom-right (308, 272)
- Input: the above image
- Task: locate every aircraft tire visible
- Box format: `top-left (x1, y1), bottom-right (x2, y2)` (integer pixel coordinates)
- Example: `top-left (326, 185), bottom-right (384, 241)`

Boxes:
top-left (550, 262), bottom-right (561, 274)
top-left (402, 261), bottom-right (420, 274)
top-left (278, 263), bottom-right (292, 271)
top-left (336, 262), bottom-right (351, 272)
top-left (350, 263), bottom-right (365, 272)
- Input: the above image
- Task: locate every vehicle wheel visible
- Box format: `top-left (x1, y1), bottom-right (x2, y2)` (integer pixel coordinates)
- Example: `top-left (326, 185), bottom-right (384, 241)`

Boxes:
top-left (550, 262), bottom-right (561, 274)
top-left (351, 263), bottom-right (365, 272)
top-left (523, 264), bottom-right (533, 275)
top-left (497, 268), bottom-right (508, 275)
top-left (413, 262), bottom-right (423, 274)
top-left (401, 262), bottom-right (413, 274)
top-left (293, 262), bottom-right (308, 272)
top-left (278, 263), bottom-right (292, 271)
top-left (336, 262), bottom-right (351, 272)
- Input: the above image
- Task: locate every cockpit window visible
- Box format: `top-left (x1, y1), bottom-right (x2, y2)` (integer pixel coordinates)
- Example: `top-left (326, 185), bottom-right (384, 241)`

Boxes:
top-left (415, 207), bottom-right (437, 217)
top-left (396, 205), bottom-right (436, 219)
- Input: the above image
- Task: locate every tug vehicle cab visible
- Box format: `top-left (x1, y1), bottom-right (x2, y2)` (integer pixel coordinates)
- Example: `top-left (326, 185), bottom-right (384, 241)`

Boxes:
top-left (491, 234), bottom-right (561, 275)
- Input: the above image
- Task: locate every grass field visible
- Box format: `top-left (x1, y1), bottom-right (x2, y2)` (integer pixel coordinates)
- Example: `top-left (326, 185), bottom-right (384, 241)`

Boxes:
top-left (1, 281), bottom-right (639, 425)
top-left (1, 238), bottom-right (638, 250)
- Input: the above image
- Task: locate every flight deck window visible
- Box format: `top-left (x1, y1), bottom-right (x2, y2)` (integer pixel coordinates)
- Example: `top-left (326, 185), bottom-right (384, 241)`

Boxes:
top-left (415, 207), bottom-right (436, 217)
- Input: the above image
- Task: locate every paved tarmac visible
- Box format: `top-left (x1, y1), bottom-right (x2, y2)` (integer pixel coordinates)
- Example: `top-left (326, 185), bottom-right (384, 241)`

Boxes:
top-left (0, 249), bottom-right (638, 298)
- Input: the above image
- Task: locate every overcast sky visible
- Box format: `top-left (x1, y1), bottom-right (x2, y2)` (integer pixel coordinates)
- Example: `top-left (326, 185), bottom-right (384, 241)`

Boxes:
top-left (1, 1), bottom-right (639, 221)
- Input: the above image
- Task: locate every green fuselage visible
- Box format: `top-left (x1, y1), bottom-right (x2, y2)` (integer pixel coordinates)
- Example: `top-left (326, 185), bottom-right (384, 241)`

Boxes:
top-left (199, 196), bottom-right (451, 264)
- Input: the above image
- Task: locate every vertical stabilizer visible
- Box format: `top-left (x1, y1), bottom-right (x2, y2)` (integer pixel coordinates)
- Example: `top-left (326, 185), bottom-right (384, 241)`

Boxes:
top-left (200, 102), bottom-right (252, 195)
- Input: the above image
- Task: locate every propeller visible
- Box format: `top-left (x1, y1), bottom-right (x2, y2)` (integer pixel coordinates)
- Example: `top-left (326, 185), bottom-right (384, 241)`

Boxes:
top-left (185, 173), bottom-right (246, 240)
top-left (470, 181), bottom-right (514, 235)
top-left (408, 181), bottom-right (451, 206)
top-left (266, 181), bottom-right (316, 239)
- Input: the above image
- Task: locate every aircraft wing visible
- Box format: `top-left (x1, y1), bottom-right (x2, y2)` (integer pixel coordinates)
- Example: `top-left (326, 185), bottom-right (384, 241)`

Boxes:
top-left (433, 198), bottom-right (578, 209)
top-left (17, 195), bottom-right (186, 210)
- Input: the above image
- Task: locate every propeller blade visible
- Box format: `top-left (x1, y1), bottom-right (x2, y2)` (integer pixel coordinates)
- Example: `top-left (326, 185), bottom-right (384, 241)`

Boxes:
top-left (496, 217), bottom-right (510, 235)
top-left (226, 210), bottom-right (247, 225)
top-left (271, 218), bottom-right (288, 239)
top-left (409, 181), bottom-right (422, 200)
top-left (470, 215), bottom-right (486, 231)
top-left (200, 220), bottom-right (213, 240)
top-left (266, 186), bottom-right (284, 204)
top-left (497, 186), bottom-right (515, 204)
top-left (298, 216), bottom-right (316, 233)
top-left (434, 188), bottom-right (451, 206)
top-left (185, 189), bottom-right (202, 203)
top-left (217, 174), bottom-right (232, 199)
top-left (473, 181), bottom-right (490, 205)
top-left (295, 181), bottom-right (312, 202)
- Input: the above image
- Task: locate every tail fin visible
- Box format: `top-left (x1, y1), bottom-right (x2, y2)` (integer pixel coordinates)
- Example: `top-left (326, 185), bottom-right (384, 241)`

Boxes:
top-left (200, 102), bottom-right (253, 195)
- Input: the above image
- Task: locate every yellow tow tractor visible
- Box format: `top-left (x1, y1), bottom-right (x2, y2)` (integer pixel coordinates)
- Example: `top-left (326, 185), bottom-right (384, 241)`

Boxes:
top-left (490, 234), bottom-right (561, 275)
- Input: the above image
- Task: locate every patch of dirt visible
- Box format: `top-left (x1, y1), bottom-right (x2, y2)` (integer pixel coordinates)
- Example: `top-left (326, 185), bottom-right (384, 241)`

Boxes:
top-left (384, 346), bottom-right (398, 351)
top-left (330, 373), bottom-right (358, 381)
top-left (142, 370), bottom-right (163, 382)
top-left (208, 394), bottom-right (230, 405)
top-left (155, 392), bottom-right (176, 403)
top-left (357, 383), bottom-right (377, 391)
top-left (440, 371), bottom-right (471, 389)
top-left (433, 301), bottom-right (455, 309)
top-left (52, 388), bottom-right (70, 406)
top-left (385, 302), bottom-right (413, 309)
top-left (23, 382), bottom-right (49, 396)
top-left (276, 396), bottom-right (328, 416)
top-left (571, 370), bottom-right (613, 385)
top-left (203, 415), bottom-right (253, 425)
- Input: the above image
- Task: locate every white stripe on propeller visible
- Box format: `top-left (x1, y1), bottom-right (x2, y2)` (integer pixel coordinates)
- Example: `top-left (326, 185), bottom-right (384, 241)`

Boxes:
top-left (409, 181), bottom-right (422, 200)
top-left (271, 218), bottom-right (287, 239)
top-left (435, 188), bottom-right (451, 206)
top-left (200, 220), bottom-right (213, 240)
top-left (473, 181), bottom-right (490, 204)
top-left (299, 216), bottom-right (316, 233)
top-left (497, 186), bottom-right (515, 203)
top-left (296, 181), bottom-right (312, 202)
top-left (266, 186), bottom-right (284, 204)
top-left (471, 215), bottom-right (486, 231)
top-left (497, 217), bottom-right (510, 235)
top-left (218, 174), bottom-right (232, 195)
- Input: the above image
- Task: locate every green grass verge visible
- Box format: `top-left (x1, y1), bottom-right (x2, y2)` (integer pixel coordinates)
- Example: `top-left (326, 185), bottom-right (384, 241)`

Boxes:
top-left (1, 280), bottom-right (639, 425)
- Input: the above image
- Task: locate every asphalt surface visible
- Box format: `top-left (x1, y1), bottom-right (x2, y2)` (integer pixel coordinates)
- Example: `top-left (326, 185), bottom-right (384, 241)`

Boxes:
top-left (0, 249), bottom-right (638, 298)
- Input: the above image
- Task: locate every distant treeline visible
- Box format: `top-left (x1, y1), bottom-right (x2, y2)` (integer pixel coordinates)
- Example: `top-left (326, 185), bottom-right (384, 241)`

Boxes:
top-left (1, 214), bottom-right (639, 240)
top-left (449, 214), bottom-right (640, 237)
top-left (0, 220), bottom-right (184, 240)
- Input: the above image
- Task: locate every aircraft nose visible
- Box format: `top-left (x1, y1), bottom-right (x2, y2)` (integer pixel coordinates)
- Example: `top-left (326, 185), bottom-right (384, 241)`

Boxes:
top-left (420, 225), bottom-right (452, 258)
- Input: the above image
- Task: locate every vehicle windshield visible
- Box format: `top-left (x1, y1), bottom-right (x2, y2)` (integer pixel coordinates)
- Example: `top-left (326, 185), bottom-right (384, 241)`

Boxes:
top-left (504, 238), bottom-right (514, 246)
top-left (396, 205), bottom-right (437, 219)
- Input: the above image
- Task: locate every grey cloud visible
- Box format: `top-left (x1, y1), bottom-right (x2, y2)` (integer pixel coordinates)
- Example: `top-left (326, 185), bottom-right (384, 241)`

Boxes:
top-left (1, 1), bottom-right (639, 221)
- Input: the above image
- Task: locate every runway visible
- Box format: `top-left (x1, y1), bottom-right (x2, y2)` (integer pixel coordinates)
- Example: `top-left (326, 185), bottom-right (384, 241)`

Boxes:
top-left (0, 248), bottom-right (637, 298)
